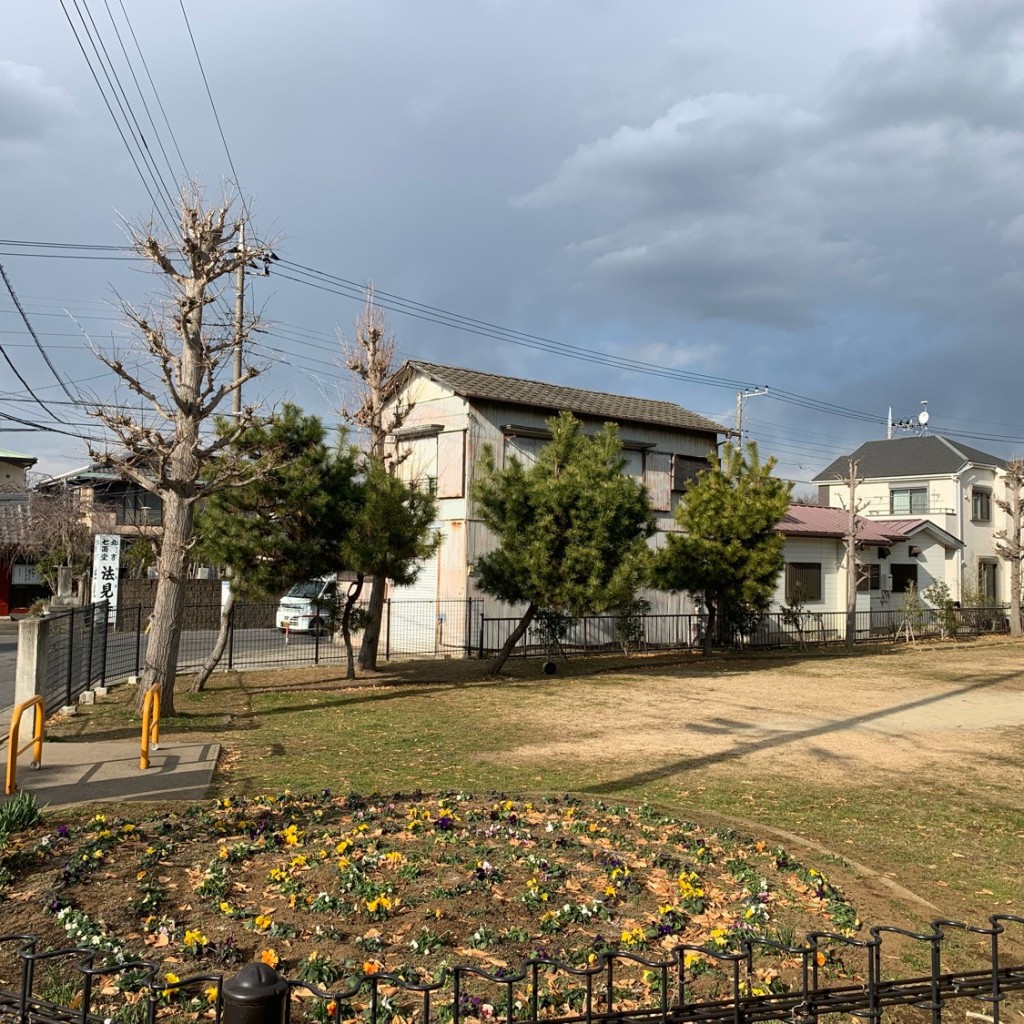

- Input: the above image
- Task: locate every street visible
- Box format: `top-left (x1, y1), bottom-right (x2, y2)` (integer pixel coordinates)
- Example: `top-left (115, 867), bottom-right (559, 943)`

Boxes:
top-left (0, 621), bottom-right (18, 713)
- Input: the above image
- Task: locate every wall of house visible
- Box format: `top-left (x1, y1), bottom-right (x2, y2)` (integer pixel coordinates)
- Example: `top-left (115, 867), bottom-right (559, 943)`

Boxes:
top-left (775, 534), bottom-right (960, 617)
top-left (0, 459), bottom-right (32, 491)
top-left (823, 475), bottom-right (960, 536)
top-left (958, 465), bottom-right (1009, 602)
top-left (774, 538), bottom-right (844, 613)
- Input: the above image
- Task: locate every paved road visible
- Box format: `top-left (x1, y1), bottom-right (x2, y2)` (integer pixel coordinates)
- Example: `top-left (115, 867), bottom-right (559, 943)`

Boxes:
top-left (0, 621), bottom-right (17, 713)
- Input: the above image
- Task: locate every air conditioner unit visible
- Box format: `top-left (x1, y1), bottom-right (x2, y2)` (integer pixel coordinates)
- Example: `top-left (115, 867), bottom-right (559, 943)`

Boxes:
top-left (881, 574), bottom-right (893, 592)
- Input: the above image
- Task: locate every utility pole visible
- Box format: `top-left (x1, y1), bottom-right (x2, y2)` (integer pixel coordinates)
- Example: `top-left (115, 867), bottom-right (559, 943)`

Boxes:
top-left (842, 457), bottom-right (861, 648)
top-left (734, 386), bottom-right (768, 442)
top-left (232, 220), bottom-right (246, 419)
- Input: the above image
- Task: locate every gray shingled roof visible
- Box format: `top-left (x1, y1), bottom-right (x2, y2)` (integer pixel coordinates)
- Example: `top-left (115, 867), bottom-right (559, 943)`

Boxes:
top-left (403, 361), bottom-right (726, 435)
top-left (813, 435), bottom-right (1006, 482)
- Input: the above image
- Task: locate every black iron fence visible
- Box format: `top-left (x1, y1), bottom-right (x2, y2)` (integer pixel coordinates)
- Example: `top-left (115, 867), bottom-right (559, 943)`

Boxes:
top-left (43, 602), bottom-right (109, 710)
top-left (100, 599), bottom-right (484, 682)
top-left (36, 601), bottom-right (1011, 695)
top-left (478, 606), bottom-right (1011, 658)
top-left (2, 916), bottom-right (1024, 1024)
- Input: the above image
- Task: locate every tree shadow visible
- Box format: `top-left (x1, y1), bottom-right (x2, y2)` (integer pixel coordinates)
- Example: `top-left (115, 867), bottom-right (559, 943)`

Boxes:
top-left (581, 669), bottom-right (1024, 795)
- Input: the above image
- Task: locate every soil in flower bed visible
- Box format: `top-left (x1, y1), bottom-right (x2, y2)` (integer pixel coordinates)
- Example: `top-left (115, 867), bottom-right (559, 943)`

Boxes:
top-left (0, 792), bottom-right (864, 1019)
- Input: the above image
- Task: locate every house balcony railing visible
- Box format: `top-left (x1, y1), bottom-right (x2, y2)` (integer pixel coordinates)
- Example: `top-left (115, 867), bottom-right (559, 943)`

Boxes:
top-left (91, 504), bottom-right (164, 528)
top-left (114, 506), bottom-right (162, 527)
top-left (862, 506), bottom-right (956, 517)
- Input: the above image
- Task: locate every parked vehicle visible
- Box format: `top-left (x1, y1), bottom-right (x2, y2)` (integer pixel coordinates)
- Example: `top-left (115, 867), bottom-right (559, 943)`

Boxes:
top-left (276, 576), bottom-right (337, 633)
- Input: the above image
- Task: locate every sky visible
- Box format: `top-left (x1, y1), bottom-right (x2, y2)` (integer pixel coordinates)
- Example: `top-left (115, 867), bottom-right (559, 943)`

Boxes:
top-left (3, 0), bottom-right (1024, 486)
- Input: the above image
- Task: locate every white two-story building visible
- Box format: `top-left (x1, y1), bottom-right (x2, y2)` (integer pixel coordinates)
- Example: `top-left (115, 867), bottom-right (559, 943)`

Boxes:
top-left (381, 361), bottom-right (726, 650)
top-left (813, 435), bottom-right (1011, 605)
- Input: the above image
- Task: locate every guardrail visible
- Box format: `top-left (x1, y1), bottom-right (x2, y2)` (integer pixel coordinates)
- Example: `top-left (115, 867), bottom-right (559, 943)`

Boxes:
top-left (139, 683), bottom-right (160, 770)
top-left (5, 696), bottom-right (44, 795)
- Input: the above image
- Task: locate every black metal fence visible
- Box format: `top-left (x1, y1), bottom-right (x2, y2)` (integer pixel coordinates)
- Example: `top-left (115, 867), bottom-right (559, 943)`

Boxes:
top-left (478, 606), bottom-right (1011, 658)
top-left (2, 916), bottom-right (1024, 1024)
top-left (100, 599), bottom-right (483, 682)
top-left (43, 602), bottom-right (109, 710)
top-left (38, 601), bottom-right (1012, 695)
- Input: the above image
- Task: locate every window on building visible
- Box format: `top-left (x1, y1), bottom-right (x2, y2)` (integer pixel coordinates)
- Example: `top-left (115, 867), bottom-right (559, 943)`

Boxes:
top-left (972, 488), bottom-right (992, 522)
top-left (890, 487), bottom-right (928, 515)
top-left (979, 560), bottom-right (998, 601)
top-left (785, 562), bottom-right (822, 603)
top-left (890, 563), bottom-right (918, 593)
top-left (672, 454), bottom-right (709, 492)
top-left (857, 563), bottom-right (881, 592)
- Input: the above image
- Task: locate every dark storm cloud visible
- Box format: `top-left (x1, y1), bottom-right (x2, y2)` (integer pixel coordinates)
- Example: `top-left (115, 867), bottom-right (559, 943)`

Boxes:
top-left (0, 61), bottom-right (73, 159)
top-left (515, 0), bottom-right (1024, 338)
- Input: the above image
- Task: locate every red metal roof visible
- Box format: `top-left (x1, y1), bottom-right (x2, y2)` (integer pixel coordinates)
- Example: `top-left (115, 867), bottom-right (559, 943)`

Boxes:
top-left (777, 504), bottom-right (893, 544)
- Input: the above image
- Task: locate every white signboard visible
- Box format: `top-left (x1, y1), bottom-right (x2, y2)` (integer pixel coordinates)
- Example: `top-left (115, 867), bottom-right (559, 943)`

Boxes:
top-left (91, 534), bottom-right (122, 620)
top-left (12, 564), bottom-right (42, 586)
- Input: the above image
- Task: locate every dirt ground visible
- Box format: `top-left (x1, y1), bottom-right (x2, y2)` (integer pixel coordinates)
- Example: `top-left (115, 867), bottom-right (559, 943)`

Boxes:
top-left (487, 640), bottom-right (1024, 801)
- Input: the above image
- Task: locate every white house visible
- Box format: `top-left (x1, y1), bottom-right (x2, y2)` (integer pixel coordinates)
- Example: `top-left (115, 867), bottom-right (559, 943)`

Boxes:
top-left (813, 435), bottom-right (1011, 605)
top-left (774, 503), bottom-right (963, 621)
top-left (381, 360), bottom-right (726, 650)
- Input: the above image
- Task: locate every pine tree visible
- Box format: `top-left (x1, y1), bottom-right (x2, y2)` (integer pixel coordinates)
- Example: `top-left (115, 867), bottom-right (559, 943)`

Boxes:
top-left (337, 457), bottom-right (439, 677)
top-left (651, 441), bottom-right (791, 654)
top-left (190, 405), bottom-right (360, 689)
top-left (472, 412), bottom-right (655, 674)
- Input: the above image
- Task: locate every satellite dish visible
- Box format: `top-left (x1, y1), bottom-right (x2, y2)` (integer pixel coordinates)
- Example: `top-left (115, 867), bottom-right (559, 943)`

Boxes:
top-left (918, 410), bottom-right (930, 426)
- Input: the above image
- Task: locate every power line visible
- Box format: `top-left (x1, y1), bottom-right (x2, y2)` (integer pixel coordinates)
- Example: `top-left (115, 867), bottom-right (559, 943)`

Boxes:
top-left (76, 0), bottom-right (178, 216)
top-left (101, 0), bottom-right (185, 192)
top-left (118, 0), bottom-right (191, 181)
top-left (177, 0), bottom-right (246, 207)
top-left (57, 0), bottom-right (177, 237)
top-left (0, 260), bottom-right (82, 405)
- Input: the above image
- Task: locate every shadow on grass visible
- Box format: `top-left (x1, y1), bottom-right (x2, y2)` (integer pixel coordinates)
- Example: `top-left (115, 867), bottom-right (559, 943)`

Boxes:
top-left (583, 669), bottom-right (1024, 795)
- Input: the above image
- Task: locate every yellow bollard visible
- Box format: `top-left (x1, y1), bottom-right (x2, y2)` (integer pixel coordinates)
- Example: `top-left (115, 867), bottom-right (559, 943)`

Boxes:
top-left (140, 683), bottom-right (161, 770)
top-left (5, 696), bottom-right (44, 795)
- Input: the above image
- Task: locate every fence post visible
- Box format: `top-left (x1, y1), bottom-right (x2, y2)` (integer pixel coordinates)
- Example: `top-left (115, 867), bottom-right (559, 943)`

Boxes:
top-left (64, 609), bottom-right (76, 708)
top-left (478, 612), bottom-right (485, 659)
top-left (100, 604), bottom-right (109, 688)
top-left (15, 617), bottom-right (50, 746)
top-left (222, 961), bottom-right (288, 1024)
top-left (134, 606), bottom-right (142, 677)
top-left (227, 600), bottom-right (236, 670)
top-left (85, 603), bottom-right (96, 695)
top-left (386, 598), bottom-right (392, 661)
top-left (314, 601), bottom-right (321, 665)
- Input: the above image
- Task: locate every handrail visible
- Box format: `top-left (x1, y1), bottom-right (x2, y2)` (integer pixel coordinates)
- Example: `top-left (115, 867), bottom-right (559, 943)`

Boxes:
top-left (139, 683), bottom-right (161, 770)
top-left (5, 696), bottom-right (44, 795)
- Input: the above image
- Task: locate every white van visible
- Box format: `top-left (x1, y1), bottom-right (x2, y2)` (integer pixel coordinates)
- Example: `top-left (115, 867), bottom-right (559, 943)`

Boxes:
top-left (276, 576), bottom-right (337, 633)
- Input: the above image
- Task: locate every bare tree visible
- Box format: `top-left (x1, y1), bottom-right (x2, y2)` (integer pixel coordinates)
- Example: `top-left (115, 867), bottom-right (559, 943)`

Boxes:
top-left (88, 185), bottom-right (274, 714)
top-left (24, 489), bottom-right (93, 599)
top-left (340, 290), bottom-right (413, 671)
top-left (994, 458), bottom-right (1024, 637)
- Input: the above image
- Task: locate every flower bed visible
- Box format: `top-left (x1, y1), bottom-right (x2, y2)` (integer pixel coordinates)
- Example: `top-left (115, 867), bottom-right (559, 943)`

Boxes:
top-left (0, 792), bottom-right (860, 1020)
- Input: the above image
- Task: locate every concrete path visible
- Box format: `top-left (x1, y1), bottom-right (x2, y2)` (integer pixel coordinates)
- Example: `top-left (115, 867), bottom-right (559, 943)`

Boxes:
top-left (3, 737), bottom-right (220, 808)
